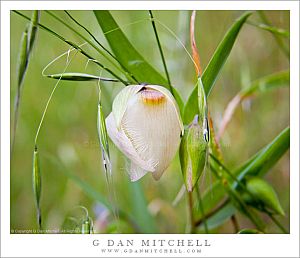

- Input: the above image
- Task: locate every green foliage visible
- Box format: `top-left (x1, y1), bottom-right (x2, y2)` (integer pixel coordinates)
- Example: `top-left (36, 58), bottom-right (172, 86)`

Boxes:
top-left (10, 10), bottom-right (290, 234)
top-left (183, 11), bottom-right (252, 124)
top-left (198, 127), bottom-right (289, 230)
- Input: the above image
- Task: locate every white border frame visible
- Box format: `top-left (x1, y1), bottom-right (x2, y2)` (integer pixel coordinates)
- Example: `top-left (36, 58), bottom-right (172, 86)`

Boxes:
top-left (1, 1), bottom-right (299, 257)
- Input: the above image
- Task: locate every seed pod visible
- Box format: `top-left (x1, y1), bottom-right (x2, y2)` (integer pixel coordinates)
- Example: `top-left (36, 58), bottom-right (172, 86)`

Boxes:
top-left (179, 115), bottom-right (208, 192)
top-left (17, 28), bottom-right (28, 87)
top-left (97, 102), bottom-right (111, 174)
top-left (245, 177), bottom-right (285, 216)
top-left (81, 217), bottom-right (93, 234)
top-left (106, 85), bottom-right (183, 181)
top-left (28, 10), bottom-right (40, 54)
top-left (32, 145), bottom-right (42, 227)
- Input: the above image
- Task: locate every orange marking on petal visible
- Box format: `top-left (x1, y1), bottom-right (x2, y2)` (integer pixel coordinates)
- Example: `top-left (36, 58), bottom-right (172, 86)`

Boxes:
top-left (140, 89), bottom-right (165, 105)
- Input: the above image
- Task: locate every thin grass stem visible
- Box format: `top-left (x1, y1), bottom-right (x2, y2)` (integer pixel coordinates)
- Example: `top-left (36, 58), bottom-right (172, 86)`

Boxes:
top-left (34, 49), bottom-right (78, 145)
top-left (149, 11), bottom-right (172, 92)
top-left (44, 11), bottom-right (127, 78)
top-left (153, 18), bottom-right (199, 76)
top-left (64, 11), bottom-right (139, 84)
top-left (13, 11), bottom-right (128, 85)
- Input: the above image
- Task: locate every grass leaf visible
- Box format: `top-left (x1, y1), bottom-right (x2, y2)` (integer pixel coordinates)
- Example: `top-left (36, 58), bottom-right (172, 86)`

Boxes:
top-left (183, 11), bottom-right (252, 124)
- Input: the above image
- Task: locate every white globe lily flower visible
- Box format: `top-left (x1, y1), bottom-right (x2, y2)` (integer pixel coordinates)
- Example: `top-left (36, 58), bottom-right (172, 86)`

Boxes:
top-left (106, 84), bottom-right (184, 182)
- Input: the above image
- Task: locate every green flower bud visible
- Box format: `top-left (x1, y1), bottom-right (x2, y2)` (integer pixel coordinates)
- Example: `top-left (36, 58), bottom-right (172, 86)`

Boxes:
top-left (180, 115), bottom-right (208, 192)
top-left (245, 177), bottom-right (285, 216)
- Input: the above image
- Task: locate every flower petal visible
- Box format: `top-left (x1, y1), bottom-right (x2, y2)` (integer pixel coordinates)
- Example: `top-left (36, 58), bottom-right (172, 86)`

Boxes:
top-left (106, 112), bottom-right (155, 173)
top-left (146, 85), bottom-right (184, 135)
top-left (121, 86), bottom-right (183, 180)
top-left (129, 162), bottom-right (148, 182)
top-left (112, 85), bottom-right (144, 130)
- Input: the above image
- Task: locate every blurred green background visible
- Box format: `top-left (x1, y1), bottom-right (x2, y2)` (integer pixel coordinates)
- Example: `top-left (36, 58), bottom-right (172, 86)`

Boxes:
top-left (10, 10), bottom-right (289, 233)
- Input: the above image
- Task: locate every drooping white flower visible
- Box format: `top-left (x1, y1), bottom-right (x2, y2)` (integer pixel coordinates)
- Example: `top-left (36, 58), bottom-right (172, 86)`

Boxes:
top-left (106, 85), bottom-right (184, 182)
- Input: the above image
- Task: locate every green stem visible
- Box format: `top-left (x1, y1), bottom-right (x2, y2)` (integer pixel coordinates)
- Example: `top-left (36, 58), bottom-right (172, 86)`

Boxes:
top-left (149, 11), bottom-right (172, 93)
top-left (34, 49), bottom-right (78, 145)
